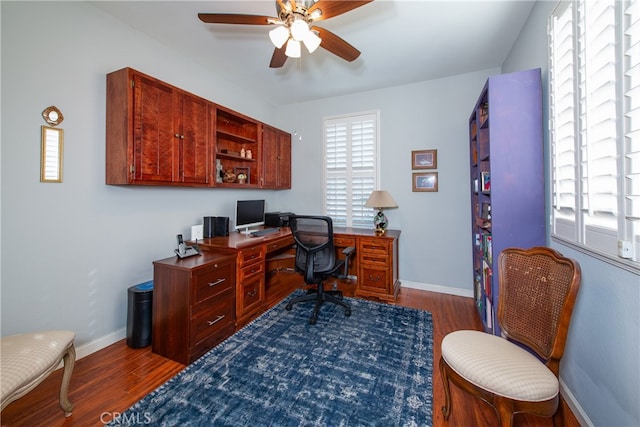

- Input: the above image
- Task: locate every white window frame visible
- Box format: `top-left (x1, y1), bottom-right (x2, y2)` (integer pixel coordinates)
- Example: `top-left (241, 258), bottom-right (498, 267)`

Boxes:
top-left (322, 110), bottom-right (381, 228)
top-left (548, 0), bottom-right (640, 272)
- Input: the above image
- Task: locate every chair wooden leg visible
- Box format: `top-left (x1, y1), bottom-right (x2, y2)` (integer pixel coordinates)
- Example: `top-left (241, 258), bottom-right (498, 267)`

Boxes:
top-left (495, 398), bottom-right (515, 427)
top-left (59, 344), bottom-right (75, 417)
top-left (439, 357), bottom-right (452, 421)
top-left (553, 399), bottom-right (565, 427)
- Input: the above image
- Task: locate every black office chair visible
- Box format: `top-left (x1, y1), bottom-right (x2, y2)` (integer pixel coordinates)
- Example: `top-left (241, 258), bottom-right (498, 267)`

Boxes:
top-left (285, 215), bottom-right (355, 325)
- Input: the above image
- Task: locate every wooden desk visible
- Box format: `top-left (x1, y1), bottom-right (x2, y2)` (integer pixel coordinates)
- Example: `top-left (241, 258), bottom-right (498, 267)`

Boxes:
top-left (153, 227), bottom-right (400, 363)
top-left (197, 227), bottom-right (401, 323)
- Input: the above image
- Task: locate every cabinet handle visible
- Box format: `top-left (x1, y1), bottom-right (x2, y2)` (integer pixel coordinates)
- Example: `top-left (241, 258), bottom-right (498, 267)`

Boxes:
top-left (207, 315), bottom-right (225, 326)
top-left (208, 278), bottom-right (225, 287)
top-left (174, 133), bottom-right (180, 138)
top-left (368, 274), bottom-right (381, 282)
top-left (248, 289), bottom-right (257, 297)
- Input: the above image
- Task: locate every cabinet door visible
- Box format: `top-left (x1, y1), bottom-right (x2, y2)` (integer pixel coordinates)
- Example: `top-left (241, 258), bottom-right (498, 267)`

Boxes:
top-left (262, 125), bottom-right (291, 189)
top-left (132, 73), bottom-right (176, 182)
top-left (276, 129), bottom-right (291, 189)
top-left (178, 93), bottom-right (210, 184)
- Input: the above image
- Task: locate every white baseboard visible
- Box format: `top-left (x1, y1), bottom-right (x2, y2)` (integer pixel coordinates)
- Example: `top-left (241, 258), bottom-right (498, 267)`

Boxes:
top-left (75, 328), bottom-right (126, 360)
top-left (401, 280), bottom-right (474, 298)
top-left (560, 378), bottom-right (593, 426)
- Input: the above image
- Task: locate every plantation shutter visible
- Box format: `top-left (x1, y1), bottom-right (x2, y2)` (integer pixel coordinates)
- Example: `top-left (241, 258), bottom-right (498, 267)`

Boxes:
top-left (578, 0), bottom-right (619, 252)
top-left (324, 112), bottom-right (378, 227)
top-left (624, 0), bottom-right (640, 248)
top-left (549, 1), bottom-right (578, 239)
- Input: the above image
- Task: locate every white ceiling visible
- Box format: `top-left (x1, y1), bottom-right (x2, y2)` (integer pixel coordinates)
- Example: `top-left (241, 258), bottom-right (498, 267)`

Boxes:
top-left (91, 0), bottom-right (536, 105)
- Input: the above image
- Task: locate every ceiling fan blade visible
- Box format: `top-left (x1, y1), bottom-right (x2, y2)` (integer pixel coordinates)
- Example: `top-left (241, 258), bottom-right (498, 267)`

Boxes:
top-left (269, 46), bottom-right (288, 68)
top-left (312, 26), bottom-right (361, 62)
top-left (198, 13), bottom-right (274, 25)
top-left (307, 0), bottom-right (374, 21)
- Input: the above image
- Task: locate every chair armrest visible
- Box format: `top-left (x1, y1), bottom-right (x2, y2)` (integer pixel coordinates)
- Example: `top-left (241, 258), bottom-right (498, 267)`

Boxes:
top-left (342, 246), bottom-right (355, 257)
top-left (338, 246), bottom-right (356, 278)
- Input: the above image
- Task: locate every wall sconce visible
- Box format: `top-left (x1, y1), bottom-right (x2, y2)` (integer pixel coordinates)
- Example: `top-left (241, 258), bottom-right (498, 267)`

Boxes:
top-left (364, 190), bottom-right (398, 234)
top-left (41, 106), bottom-right (64, 183)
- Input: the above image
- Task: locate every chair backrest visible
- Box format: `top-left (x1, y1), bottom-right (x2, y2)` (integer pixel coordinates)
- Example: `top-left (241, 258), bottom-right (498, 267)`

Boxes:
top-left (497, 246), bottom-right (581, 375)
top-left (289, 216), bottom-right (337, 284)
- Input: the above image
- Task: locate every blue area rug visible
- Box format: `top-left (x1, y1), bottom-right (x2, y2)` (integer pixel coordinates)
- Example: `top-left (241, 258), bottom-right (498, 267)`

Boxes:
top-left (112, 291), bottom-right (433, 426)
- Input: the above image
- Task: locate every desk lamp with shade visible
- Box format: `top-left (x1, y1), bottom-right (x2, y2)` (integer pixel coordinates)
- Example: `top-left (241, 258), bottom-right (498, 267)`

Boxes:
top-left (364, 190), bottom-right (398, 234)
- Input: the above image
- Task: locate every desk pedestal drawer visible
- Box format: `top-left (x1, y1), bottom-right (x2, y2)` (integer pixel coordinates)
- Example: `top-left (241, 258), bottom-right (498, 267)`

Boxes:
top-left (191, 289), bottom-right (234, 345)
top-left (359, 266), bottom-right (389, 292)
top-left (193, 262), bottom-right (234, 304)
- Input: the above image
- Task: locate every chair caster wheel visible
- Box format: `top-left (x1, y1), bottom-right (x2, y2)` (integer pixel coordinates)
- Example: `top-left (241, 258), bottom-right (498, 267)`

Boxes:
top-left (285, 303), bottom-right (292, 311)
top-left (309, 316), bottom-right (317, 325)
top-left (345, 308), bottom-right (351, 317)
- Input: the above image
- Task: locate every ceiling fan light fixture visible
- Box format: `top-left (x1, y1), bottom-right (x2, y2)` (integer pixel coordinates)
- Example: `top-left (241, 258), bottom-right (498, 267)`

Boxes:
top-left (269, 25), bottom-right (290, 49)
top-left (285, 38), bottom-right (301, 58)
top-left (290, 18), bottom-right (309, 41)
top-left (309, 9), bottom-right (322, 20)
top-left (302, 30), bottom-right (321, 53)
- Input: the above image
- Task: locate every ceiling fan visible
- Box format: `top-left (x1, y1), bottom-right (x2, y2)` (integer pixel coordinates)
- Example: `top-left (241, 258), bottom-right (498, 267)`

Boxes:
top-left (198, 0), bottom-right (373, 68)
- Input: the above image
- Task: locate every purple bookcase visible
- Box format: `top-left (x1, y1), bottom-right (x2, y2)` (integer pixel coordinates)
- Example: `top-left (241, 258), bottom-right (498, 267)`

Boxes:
top-left (468, 68), bottom-right (545, 336)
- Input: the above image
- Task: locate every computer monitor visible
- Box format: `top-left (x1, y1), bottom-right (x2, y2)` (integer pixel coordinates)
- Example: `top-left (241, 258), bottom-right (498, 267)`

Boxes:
top-left (234, 199), bottom-right (266, 234)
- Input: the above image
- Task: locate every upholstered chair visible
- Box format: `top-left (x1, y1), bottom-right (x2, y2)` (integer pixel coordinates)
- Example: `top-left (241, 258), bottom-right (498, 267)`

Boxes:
top-left (1, 330), bottom-right (76, 416)
top-left (440, 247), bottom-right (581, 426)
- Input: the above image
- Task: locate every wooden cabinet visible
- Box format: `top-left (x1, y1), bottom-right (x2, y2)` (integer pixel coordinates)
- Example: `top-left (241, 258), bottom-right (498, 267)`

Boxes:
top-left (152, 251), bottom-right (236, 364)
top-left (106, 67), bottom-right (291, 189)
top-left (468, 68), bottom-right (545, 335)
top-left (213, 106), bottom-right (260, 187)
top-left (261, 124), bottom-right (291, 189)
top-left (106, 68), bottom-right (211, 186)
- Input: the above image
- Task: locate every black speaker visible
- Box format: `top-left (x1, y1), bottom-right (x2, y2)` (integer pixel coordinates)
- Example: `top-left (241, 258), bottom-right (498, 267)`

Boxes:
top-left (203, 216), bottom-right (229, 237)
top-left (203, 216), bottom-right (216, 238)
top-left (214, 216), bottom-right (229, 236)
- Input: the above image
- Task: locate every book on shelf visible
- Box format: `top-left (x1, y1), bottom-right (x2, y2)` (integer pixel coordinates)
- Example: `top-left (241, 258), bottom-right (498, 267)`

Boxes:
top-left (481, 171), bottom-right (491, 192)
top-left (482, 259), bottom-right (493, 299)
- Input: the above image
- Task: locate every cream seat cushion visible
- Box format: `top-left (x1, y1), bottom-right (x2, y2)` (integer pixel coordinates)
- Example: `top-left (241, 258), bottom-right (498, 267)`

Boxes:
top-left (1, 330), bottom-right (75, 405)
top-left (441, 330), bottom-right (558, 402)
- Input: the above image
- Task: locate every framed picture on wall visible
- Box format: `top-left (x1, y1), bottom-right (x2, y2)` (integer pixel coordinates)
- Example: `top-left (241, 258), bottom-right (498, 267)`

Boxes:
top-left (412, 172), bottom-right (438, 192)
top-left (411, 149), bottom-right (437, 169)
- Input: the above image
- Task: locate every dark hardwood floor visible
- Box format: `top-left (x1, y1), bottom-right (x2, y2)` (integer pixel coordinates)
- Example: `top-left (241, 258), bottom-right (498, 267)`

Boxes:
top-left (1, 284), bottom-right (580, 427)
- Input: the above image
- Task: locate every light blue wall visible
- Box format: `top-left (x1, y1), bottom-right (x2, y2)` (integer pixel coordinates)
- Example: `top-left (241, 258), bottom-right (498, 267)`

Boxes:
top-left (0, 1), bottom-right (281, 350)
top-left (503, 2), bottom-right (640, 426)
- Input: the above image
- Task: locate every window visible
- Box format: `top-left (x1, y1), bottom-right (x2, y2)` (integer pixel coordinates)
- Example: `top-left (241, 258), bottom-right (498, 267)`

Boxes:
top-left (323, 111), bottom-right (380, 227)
top-left (549, 0), bottom-right (640, 268)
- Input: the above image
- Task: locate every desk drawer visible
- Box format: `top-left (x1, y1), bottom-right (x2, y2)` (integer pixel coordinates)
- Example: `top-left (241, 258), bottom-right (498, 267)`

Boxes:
top-left (358, 238), bottom-right (391, 256)
top-left (239, 275), bottom-right (263, 313)
top-left (334, 236), bottom-right (356, 248)
top-left (266, 236), bottom-right (295, 253)
top-left (360, 253), bottom-right (390, 267)
top-left (240, 261), bottom-right (264, 281)
top-left (190, 288), bottom-right (234, 345)
top-left (239, 245), bottom-right (265, 266)
top-left (193, 261), bottom-right (235, 304)
top-left (359, 265), bottom-right (389, 291)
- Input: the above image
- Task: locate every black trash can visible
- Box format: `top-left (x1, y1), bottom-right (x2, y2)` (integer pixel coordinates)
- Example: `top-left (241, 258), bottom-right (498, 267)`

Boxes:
top-left (126, 280), bottom-right (153, 348)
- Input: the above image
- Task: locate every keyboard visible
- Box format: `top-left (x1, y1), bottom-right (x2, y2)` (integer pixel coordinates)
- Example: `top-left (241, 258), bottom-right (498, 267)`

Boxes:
top-left (250, 228), bottom-right (279, 237)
